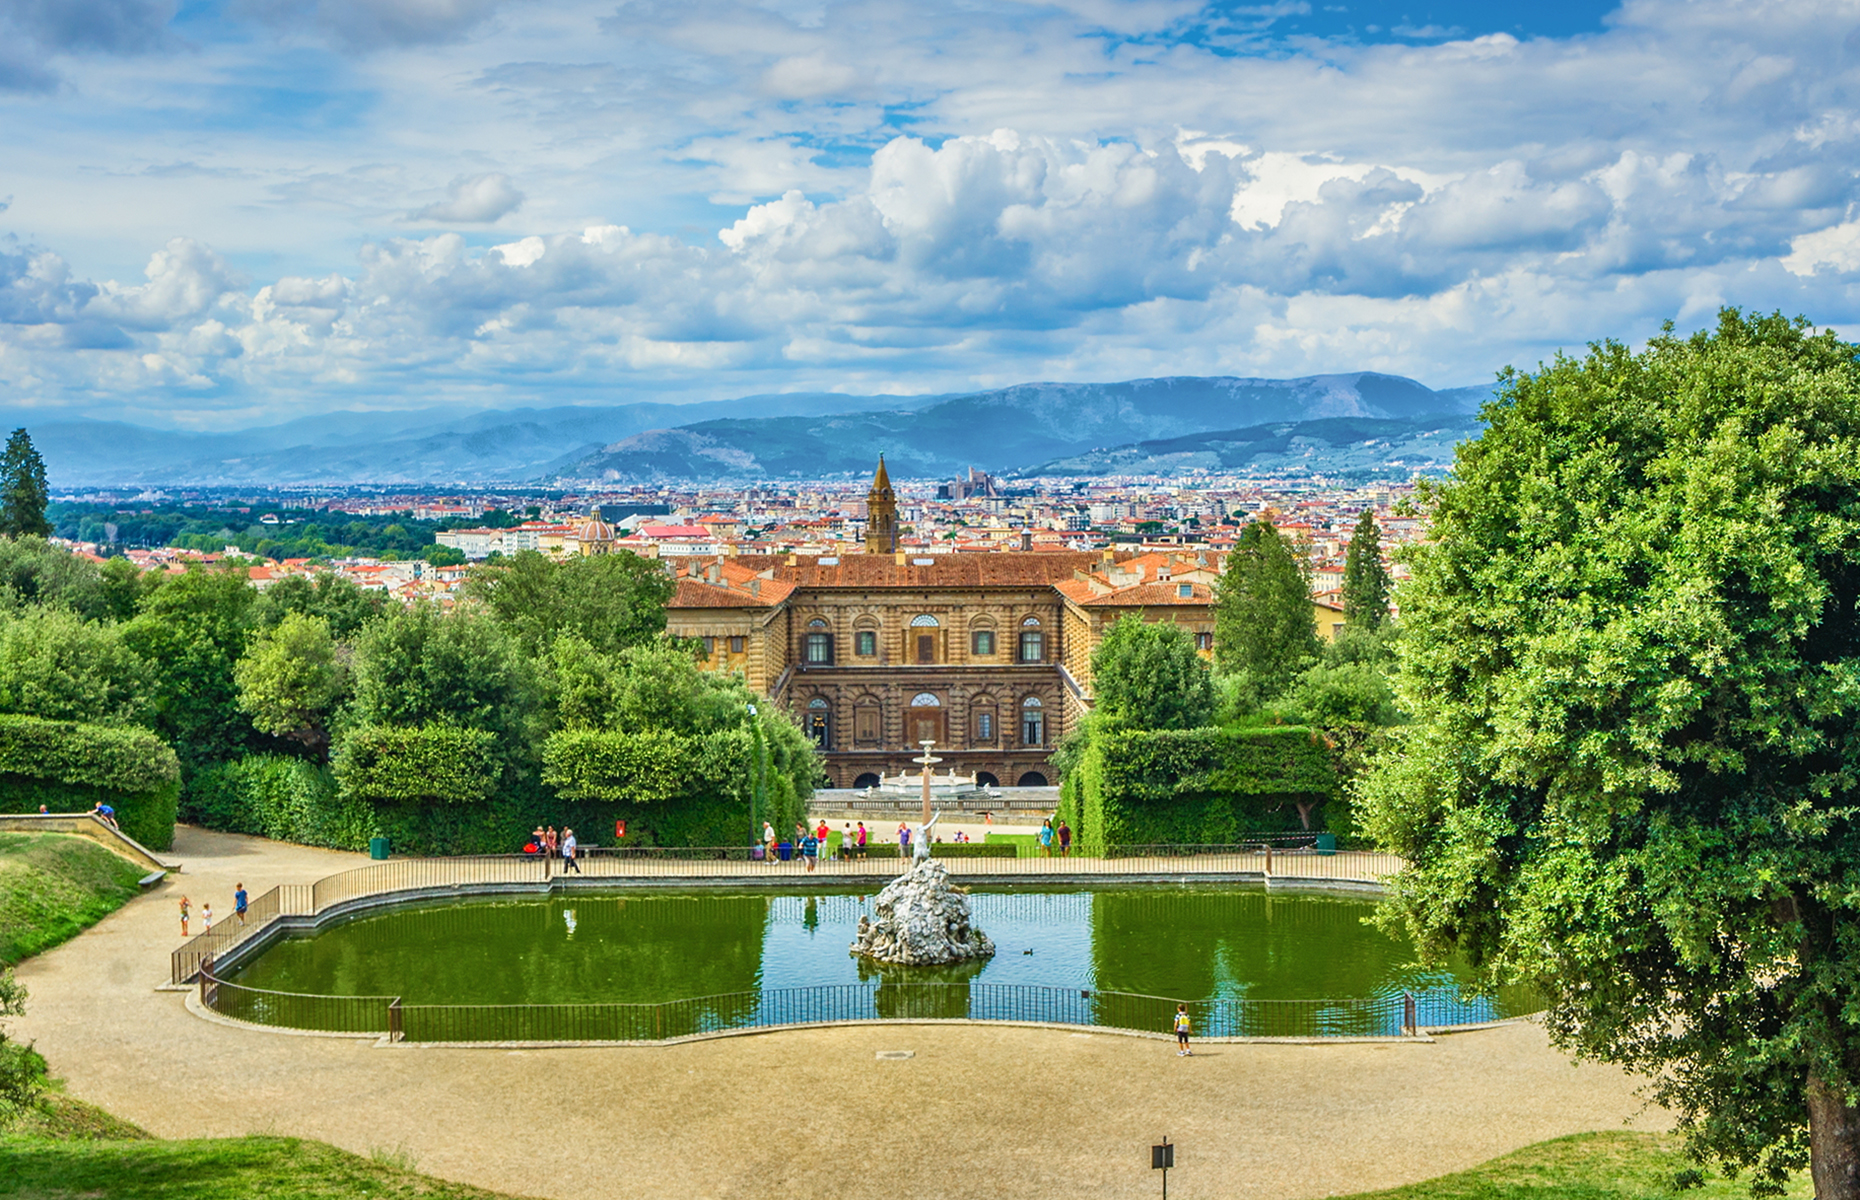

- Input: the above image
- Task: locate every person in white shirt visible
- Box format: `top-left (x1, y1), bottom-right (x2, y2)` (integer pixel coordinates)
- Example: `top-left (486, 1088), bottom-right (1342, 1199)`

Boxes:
top-left (561, 829), bottom-right (581, 874)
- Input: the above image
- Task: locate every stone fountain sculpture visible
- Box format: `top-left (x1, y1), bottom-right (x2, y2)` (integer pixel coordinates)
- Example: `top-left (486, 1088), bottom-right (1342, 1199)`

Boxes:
top-left (851, 857), bottom-right (996, 966)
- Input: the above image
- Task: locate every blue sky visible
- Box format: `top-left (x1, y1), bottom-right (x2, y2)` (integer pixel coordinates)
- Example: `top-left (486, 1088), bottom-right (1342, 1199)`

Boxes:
top-left (2, 0), bottom-right (1858, 429)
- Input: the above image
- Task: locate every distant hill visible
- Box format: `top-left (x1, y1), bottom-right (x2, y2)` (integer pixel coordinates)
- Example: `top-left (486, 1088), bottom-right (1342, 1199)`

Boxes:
top-left (1017, 414), bottom-right (1485, 479)
top-left (16, 373), bottom-right (1494, 487)
top-left (551, 373), bottom-right (1491, 483)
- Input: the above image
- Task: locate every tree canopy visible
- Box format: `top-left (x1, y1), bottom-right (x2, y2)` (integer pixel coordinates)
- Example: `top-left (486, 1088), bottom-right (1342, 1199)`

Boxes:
top-left (465, 550), bottom-right (673, 656)
top-left (1213, 520), bottom-right (1319, 701)
top-left (0, 432), bottom-right (50, 540)
top-left (1341, 509), bottom-right (1389, 630)
top-left (1361, 310), bottom-right (1860, 1194)
top-left (1090, 614), bottom-right (1215, 731)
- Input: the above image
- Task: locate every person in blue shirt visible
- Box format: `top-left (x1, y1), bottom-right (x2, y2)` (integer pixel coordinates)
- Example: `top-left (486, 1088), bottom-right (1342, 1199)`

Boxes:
top-left (800, 832), bottom-right (819, 872)
top-left (234, 884), bottom-right (249, 926)
top-left (90, 802), bottom-right (118, 830)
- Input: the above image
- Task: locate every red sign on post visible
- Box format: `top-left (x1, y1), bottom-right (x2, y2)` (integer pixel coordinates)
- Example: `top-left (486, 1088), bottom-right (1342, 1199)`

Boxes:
top-left (615, 819), bottom-right (627, 840)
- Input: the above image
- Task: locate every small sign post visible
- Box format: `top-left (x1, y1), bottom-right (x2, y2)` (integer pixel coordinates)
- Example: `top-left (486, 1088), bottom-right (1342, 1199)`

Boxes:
top-left (1151, 1137), bottom-right (1174, 1199)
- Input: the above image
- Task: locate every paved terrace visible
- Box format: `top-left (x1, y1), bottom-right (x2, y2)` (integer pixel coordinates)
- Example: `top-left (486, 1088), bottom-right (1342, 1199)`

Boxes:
top-left (14, 826), bottom-right (1668, 1200)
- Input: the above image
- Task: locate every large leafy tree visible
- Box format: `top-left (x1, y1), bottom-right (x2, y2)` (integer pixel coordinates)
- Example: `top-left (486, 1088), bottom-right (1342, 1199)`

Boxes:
top-left (235, 611), bottom-right (346, 756)
top-left (1213, 520), bottom-right (1319, 701)
top-left (0, 607), bottom-right (154, 727)
top-left (0, 431), bottom-right (49, 540)
top-left (465, 550), bottom-right (673, 655)
top-left (1341, 509), bottom-right (1390, 630)
top-left (122, 568), bottom-right (259, 768)
top-left (1090, 614), bottom-right (1215, 730)
top-left (1361, 311), bottom-right (1860, 1194)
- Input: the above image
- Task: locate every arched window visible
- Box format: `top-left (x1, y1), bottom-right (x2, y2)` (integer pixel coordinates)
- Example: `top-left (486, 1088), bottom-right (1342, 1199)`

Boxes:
top-left (807, 697), bottom-right (830, 750)
top-left (1018, 618), bottom-right (1044, 663)
top-left (1021, 695), bottom-right (1045, 746)
top-left (911, 614), bottom-right (939, 664)
top-left (975, 772), bottom-right (1000, 788)
top-left (803, 618), bottom-right (833, 665)
top-left (907, 693), bottom-right (943, 748)
top-left (853, 616), bottom-right (879, 658)
top-left (1016, 771), bottom-right (1049, 787)
top-left (853, 772), bottom-right (882, 789)
top-left (970, 617), bottom-right (996, 657)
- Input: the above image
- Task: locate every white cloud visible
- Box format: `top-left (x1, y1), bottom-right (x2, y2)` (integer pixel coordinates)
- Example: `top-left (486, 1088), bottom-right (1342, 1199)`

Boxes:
top-left (4, 0), bottom-right (1860, 425)
top-left (410, 173), bottom-right (526, 224)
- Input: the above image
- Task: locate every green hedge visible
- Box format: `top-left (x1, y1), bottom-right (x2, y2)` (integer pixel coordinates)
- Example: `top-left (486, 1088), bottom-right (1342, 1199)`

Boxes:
top-left (1067, 724), bottom-right (1338, 853)
top-left (542, 728), bottom-right (690, 804)
top-left (926, 841), bottom-right (1018, 858)
top-left (184, 756), bottom-right (375, 852)
top-left (0, 715), bottom-right (182, 849)
top-left (332, 724), bottom-right (499, 805)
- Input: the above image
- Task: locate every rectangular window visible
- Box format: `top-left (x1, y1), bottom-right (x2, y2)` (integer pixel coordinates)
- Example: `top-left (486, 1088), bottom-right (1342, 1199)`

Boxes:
top-left (976, 711), bottom-right (994, 741)
top-left (1018, 630), bottom-right (1044, 663)
top-left (804, 633), bottom-right (833, 664)
top-left (701, 636), bottom-right (715, 655)
top-left (917, 634), bottom-right (936, 664)
top-left (1178, 583), bottom-right (1193, 598)
top-left (1195, 632), bottom-right (1213, 651)
top-left (855, 707), bottom-right (880, 745)
top-left (1022, 711), bottom-right (1044, 746)
top-left (972, 630), bottom-right (995, 656)
top-left (729, 636), bottom-right (745, 654)
top-left (855, 630), bottom-right (877, 656)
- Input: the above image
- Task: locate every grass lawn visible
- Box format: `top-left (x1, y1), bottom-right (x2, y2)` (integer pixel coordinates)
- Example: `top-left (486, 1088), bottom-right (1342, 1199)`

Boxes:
top-left (0, 1125), bottom-right (1807, 1200)
top-left (0, 832), bottom-right (146, 965)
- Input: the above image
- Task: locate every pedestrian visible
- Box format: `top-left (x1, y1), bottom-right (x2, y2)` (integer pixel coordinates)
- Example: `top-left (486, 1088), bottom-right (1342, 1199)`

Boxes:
top-left (801, 829), bottom-right (819, 872)
top-left (91, 801), bottom-right (119, 829)
top-left (179, 895), bottom-right (191, 937)
top-left (855, 822), bottom-right (868, 858)
top-left (545, 826), bottom-right (559, 857)
top-left (201, 902), bottom-right (213, 934)
top-left (1058, 821), bottom-right (1072, 856)
top-left (816, 818), bottom-right (830, 846)
top-left (843, 824), bottom-right (855, 861)
top-left (898, 822), bottom-right (911, 856)
top-left (1175, 1004), bottom-right (1193, 1056)
top-left (531, 825), bottom-right (546, 852)
top-left (762, 821), bottom-right (777, 862)
top-left (1039, 819), bottom-right (1055, 857)
top-left (234, 883), bottom-right (248, 926)
top-left (562, 828), bottom-right (581, 873)
top-left (37, 804), bottom-right (47, 814)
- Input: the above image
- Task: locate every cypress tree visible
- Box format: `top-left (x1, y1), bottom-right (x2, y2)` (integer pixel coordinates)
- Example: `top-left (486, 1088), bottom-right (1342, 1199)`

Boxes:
top-left (0, 429), bottom-right (50, 539)
top-left (1341, 509), bottom-right (1390, 629)
top-left (1213, 519), bottom-right (1319, 699)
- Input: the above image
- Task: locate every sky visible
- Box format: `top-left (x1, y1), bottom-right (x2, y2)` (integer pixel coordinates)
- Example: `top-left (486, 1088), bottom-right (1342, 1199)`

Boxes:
top-left (2, 0), bottom-right (1859, 430)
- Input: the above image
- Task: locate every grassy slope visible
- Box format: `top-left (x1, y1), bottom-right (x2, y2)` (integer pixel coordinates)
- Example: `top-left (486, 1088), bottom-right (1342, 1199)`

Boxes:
top-left (0, 1127), bottom-right (1808, 1200)
top-left (0, 832), bottom-right (146, 965)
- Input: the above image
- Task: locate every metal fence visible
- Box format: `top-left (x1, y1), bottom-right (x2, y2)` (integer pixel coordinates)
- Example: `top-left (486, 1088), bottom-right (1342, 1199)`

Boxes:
top-left (170, 844), bottom-right (1404, 984)
top-left (196, 970), bottom-right (1517, 1043)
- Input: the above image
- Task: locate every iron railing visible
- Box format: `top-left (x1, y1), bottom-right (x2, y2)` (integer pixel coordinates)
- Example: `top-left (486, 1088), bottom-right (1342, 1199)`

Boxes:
top-left (170, 845), bottom-right (1403, 984)
top-left (196, 973), bottom-right (1521, 1043)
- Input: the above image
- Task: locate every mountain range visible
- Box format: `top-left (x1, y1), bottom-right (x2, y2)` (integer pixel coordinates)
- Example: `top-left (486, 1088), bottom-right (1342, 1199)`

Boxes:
top-left (16, 373), bottom-right (1494, 488)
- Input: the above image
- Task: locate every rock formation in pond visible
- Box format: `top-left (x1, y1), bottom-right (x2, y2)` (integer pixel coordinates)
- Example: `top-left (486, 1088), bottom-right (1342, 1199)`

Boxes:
top-left (851, 857), bottom-right (996, 966)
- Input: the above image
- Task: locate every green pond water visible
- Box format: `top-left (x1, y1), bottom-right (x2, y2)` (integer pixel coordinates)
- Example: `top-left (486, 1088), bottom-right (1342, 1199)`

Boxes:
top-left (227, 887), bottom-right (1529, 1037)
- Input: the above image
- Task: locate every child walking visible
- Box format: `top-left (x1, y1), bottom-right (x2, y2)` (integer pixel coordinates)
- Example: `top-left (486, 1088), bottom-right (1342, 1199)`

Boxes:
top-left (179, 895), bottom-right (191, 937)
top-left (1174, 1004), bottom-right (1193, 1056)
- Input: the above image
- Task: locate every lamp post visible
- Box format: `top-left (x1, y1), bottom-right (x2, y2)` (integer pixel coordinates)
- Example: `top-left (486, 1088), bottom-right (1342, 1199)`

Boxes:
top-left (915, 739), bottom-right (941, 828)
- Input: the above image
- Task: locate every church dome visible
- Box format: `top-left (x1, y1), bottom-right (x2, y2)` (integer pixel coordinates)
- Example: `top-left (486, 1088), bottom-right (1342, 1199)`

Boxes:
top-left (577, 507), bottom-right (615, 547)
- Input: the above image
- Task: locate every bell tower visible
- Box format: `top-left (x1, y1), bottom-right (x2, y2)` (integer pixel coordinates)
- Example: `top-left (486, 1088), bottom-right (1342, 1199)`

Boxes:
top-left (864, 455), bottom-right (899, 554)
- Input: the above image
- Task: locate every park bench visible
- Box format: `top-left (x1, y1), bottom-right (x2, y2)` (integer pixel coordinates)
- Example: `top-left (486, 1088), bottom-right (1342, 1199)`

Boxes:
top-left (138, 870), bottom-right (167, 888)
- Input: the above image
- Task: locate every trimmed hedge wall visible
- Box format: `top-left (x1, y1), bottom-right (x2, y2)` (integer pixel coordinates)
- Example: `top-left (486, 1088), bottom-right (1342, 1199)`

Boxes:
top-left (1061, 724), bottom-right (1338, 853)
top-left (332, 724), bottom-right (500, 805)
top-left (184, 756), bottom-right (375, 852)
top-left (0, 714), bottom-right (182, 850)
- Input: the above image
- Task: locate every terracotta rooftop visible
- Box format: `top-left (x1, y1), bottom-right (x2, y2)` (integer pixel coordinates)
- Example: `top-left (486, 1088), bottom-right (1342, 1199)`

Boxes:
top-left (725, 551), bottom-right (1121, 589)
top-left (1054, 579), bottom-right (1215, 607)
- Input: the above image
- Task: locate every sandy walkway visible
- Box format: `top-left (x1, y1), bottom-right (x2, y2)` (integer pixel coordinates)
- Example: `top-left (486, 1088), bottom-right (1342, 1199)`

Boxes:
top-left (12, 826), bottom-right (1666, 1200)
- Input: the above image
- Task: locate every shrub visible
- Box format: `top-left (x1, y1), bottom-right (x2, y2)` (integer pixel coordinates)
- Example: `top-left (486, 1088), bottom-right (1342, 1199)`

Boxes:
top-left (184, 756), bottom-right (374, 852)
top-left (332, 724), bottom-right (499, 805)
top-left (0, 714), bottom-right (181, 849)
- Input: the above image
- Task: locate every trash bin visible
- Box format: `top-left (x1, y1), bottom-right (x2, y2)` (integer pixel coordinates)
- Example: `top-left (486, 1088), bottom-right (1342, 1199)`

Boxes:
top-left (777, 841), bottom-right (794, 862)
top-left (369, 836), bottom-right (390, 860)
top-left (1315, 833), bottom-right (1336, 856)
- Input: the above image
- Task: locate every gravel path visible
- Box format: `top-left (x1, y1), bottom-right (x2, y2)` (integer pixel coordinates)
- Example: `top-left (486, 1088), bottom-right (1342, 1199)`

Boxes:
top-left (13, 826), bottom-right (1668, 1200)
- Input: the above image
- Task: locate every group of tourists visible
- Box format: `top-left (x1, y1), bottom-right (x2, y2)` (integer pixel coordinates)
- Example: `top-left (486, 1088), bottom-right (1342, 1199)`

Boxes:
top-left (525, 826), bottom-right (581, 872)
top-left (1038, 819), bottom-right (1072, 856)
top-left (178, 882), bottom-right (249, 938)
